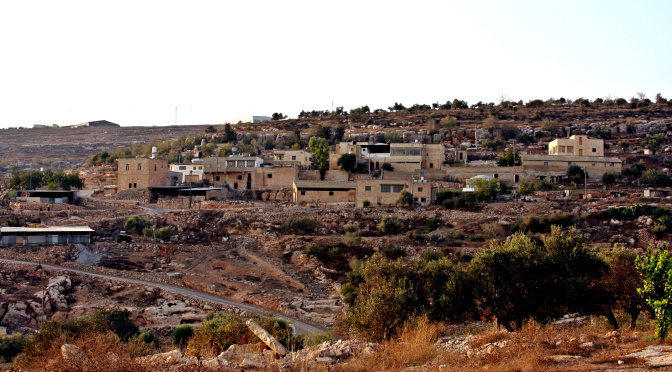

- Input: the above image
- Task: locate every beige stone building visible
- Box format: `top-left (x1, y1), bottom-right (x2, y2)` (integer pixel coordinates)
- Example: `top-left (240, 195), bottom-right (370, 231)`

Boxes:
top-left (269, 150), bottom-right (313, 168)
top-left (204, 156), bottom-right (298, 190)
top-left (522, 155), bottom-right (622, 182)
top-left (169, 162), bottom-right (204, 183)
top-left (117, 158), bottom-right (171, 191)
top-left (333, 142), bottom-right (445, 172)
top-left (293, 181), bottom-right (356, 205)
top-left (355, 179), bottom-right (431, 207)
top-left (548, 135), bottom-right (604, 157)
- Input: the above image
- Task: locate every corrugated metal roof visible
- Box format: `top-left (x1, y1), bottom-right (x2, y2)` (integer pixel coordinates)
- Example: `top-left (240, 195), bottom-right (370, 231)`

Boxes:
top-left (522, 155), bottom-right (622, 163)
top-left (294, 181), bottom-right (356, 190)
top-left (1, 226), bottom-right (94, 233)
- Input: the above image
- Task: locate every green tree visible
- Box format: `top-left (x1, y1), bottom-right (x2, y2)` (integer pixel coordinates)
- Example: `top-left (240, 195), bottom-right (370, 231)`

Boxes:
top-left (223, 123), bottom-right (236, 143)
top-left (378, 216), bottom-right (401, 234)
top-left (341, 254), bottom-right (425, 341)
top-left (481, 138), bottom-right (506, 151)
top-left (337, 153), bottom-right (357, 173)
top-left (497, 150), bottom-right (521, 166)
top-left (172, 325), bottom-right (194, 348)
top-left (567, 165), bottom-right (587, 185)
top-left (618, 140), bottom-right (631, 151)
top-left (124, 215), bottom-right (151, 234)
top-left (91, 307), bottom-right (139, 342)
top-left (637, 245), bottom-right (672, 339)
top-left (518, 180), bottom-right (537, 196)
top-left (395, 189), bottom-right (414, 209)
top-left (602, 171), bottom-right (617, 187)
top-left (640, 169), bottom-right (672, 187)
top-left (381, 162), bottom-right (394, 172)
top-left (314, 125), bottom-right (332, 141)
top-left (472, 177), bottom-right (501, 201)
top-left (309, 137), bottom-right (330, 180)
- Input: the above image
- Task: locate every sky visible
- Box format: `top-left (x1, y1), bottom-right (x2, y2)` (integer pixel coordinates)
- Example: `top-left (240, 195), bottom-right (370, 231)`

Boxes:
top-left (0, 0), bottom-right (670, 128)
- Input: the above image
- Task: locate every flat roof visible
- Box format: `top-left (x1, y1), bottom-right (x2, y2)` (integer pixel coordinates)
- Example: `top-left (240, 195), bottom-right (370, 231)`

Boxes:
top-left (294, 181), bottom-right (356, 190)
top-left (1, 226), bottom-right (94, 233)
top-left (522, 155), bottom-right (622, 163)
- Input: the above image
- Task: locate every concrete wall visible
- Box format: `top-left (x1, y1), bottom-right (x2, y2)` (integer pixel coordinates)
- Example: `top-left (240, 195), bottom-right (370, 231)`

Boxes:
top-left (117, 158), bottom-right (170, 191)
top-left (522, 159), bottom-right (622, 181)
top-left (293, 188), bottom-right (356, 205)
top-left (355, 179), bottom-right (431, 207)
top-left (299, 170), bottom-right (350, 181)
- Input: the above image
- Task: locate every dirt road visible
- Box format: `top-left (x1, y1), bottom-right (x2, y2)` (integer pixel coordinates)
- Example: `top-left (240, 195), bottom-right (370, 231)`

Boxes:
top-left (0, 258), bottom-right (328, 336)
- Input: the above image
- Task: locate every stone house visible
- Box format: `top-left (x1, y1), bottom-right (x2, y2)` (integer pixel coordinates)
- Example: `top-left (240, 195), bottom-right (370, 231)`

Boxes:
top-left (204, 156), bottom-right (298, 190)
top-left (117, 158), bottom-right (171, 192)
top-left (269, 150), bottom-right (313, 168)
top-left (332, 142), bottom-right (445, 172)
top-left (548, 135), bottom-right (604, 157)
top-left (293, 181), bottom-right (356, 205)
top-left (355, 179), bottom-right (431, 207)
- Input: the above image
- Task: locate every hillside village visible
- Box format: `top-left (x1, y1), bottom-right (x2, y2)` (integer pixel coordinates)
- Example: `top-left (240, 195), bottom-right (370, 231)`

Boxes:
top-left (3, 99), bottom-right (672, 370)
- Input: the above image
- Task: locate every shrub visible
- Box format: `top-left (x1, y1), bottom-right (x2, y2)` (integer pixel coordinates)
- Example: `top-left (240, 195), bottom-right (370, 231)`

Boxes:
top-left (304, 331), bottom-right (335, 347)
top-left (186, 312), bottom-right (254, 357)
top-left (425, 218), bottom-right (442, 233)
top-left (253, 314), bottom-right (304, 351)
top-left (421, 250), bottom-right (443, 262)
top-left (445, 230), bottom-right (466, 240)
top-left (305, 244), bottom-right (325, 259)
top-left (91, 307), bottom-right (139, 342)
top-left (0, 333), bottom-right (26, 362)
top-left (362, 199), bottom-right (371, 208)
top-left (378, 216), bottom-right (401, 234)
top-left (469, 234), bottom-right (485, 242)
top-left (482, 222), bottom-right (505, 238)
top-left (382, 163), bottom-right (394, 172)
top-left (343, 223), bottom-right (358, 233)
top-left (344, 232), bottom-right (362, 247)
top-left (542, 212), bottom-right (573, 228)
top-left (127, 330), bottom-right (160, 358)
top-left (172, 325), bottom-right (194, 348)
top-left (327, 247), bottom-right (341, 257)
top-left (281, 216), bottom-right (319, 234)
top-left (143, 225), bottom-right (176, 241)
top-left (124, 215), bottom-right (151, 234)
top-left (519, 214), bottom-right (542, 232)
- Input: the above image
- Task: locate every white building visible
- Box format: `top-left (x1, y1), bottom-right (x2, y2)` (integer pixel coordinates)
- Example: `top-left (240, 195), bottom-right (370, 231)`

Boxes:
top-left (222, 116), bottom-right (272, 125)
top-left (169, 163), bottom-right (204, 183)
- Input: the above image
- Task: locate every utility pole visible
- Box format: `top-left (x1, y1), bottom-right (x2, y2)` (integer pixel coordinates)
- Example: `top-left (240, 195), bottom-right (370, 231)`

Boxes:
top-left (188, 170), bottom-right (193, 209)
top-left (175, 107), bottom-right (178, 125)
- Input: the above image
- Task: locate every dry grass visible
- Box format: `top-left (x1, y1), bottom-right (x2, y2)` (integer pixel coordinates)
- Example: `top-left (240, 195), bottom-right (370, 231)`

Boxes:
top-left (13, 332), bottom-right (148, 372)
top-left (334, 317), bottom-right (441, 372)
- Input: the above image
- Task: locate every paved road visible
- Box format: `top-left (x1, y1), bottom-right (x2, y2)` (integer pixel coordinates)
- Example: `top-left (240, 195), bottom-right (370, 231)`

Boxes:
top-left (0, 258), bottom-right (327, 336)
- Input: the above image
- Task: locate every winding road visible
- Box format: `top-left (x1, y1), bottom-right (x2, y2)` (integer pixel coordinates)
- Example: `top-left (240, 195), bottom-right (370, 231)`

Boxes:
top-left (0, 258), bottom-right (327, 335)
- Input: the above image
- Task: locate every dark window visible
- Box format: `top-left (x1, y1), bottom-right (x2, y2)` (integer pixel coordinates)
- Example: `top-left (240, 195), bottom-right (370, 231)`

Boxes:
top-left (300, 190), bottom-right (306, 195)
top-left (125, 164), bottom-right (129, 171)
top-left (365, 186), bottom-right (371, 191)
top-left (154, 164), bottom-right (157, 171)
top-left (381, 185), bottom-right (391, 193)
top-left (544, 162), bottom-right (548, 166)
top-left (133, 183), bottom-right (137, 188)
top-left (215, 176), bottom-right (221, 181)
top-left (430, 163), bottom-right (434, 168)
top-left (138, 164), bottom-right (141, 170)
top-left (329, 191), bottom-right (334, 196)
top-left (128, 183), bottom-right (132, 188)
top-left (392, 185), bottom-right (403, 193)
top-left (267, 174), bottom-right (272, 178)
top-left (291, 156), bottom-right (296, 160)
top-left (417, 187), bottom-right (423, 192)
top-left (179, 166), bottom-right (186, 170)
top-left (610, 163), bottom-right (615, 167)
top-left (421, 197), bottom-right (426, 202)
top-left (234, 183), bottom-right (238, 189)
top-left (237, 175), bottom-right (243, 180)
top-left (592, 148), bottom-right (597, 152)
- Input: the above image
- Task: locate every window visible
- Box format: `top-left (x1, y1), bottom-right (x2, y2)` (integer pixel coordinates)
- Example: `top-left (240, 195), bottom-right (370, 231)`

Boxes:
top-left (133, 183), bottom-right (137, 188)
top-left (329, 191), bottom-right (334, 196)
top-left (128, 183), bottom-right (132, 188)
top-left (381, 185), bottom-right (391, 193)
top-left (215, 176), bottom-right (221, 181)
top-left (365, 186), bottom-right (371, 191)
top-left (125, 164), bottom-right (129, 171)
top-left (568, 162), bottom-right (572, 166)
top-left (267, 174), bottom-right (272, 178)
top-left (154, 164), bottom-right (157, 171)
top-left (610, 163), bottom-right (615, 167)
top-left (199, 166), bottom-right (202, 170)
top-left (421, 197), bottom-right (426, 203)
top-left (592, 164), bottom-right (595, 166)
top-left (430, 163), bottom-right (434, 168)
top-left (234, 182), bottom-right (238, 189)
top-left (179, 166), bottom-right (186, 170)
top-left (138, 164), bottom-right (141, 170)
top-left (592, 148), bottom-right (597, 153)
top-left (417, 187), bottom-right (423, 192)
top-left (237, 175), bottom-right (243, 180)
top-left (300, 190), bottom-right (306, 195)
top-left (392, 185), bottom-right (403, 193)
top-left (291, 156), bottom-right (296, 161)
top-left (544, 162), bottom-right (548, 166)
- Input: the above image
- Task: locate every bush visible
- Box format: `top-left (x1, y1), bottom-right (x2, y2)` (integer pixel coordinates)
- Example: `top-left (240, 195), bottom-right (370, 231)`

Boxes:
top-left (378, 216), bottom-right (401, 234)
top-left (425, 218), bottom-right (442, 233)
top-left (143, 225), bottom-right (176, 241)
top-left (327, 247), bottom-right (341, 257)
top-left (344, 232), bottom-right (362, 247)
top-left (343, 223), bottom-right (358, 233)
top-left (127, 330), bottom-right (160, 358)
top-left (304, 331), bottom-right (335, 347)
top-left (421, 250), bottom-right (443, 262)
top-left (186, 312), bottom-right (254, 357)
top-left (482, 222), bottom-right (505, 238)
top-left (362, 199), bottom-right (371, 208)
top-left (305, 244), bottom-right (325, 259)
top-left (281, 216), bottom-right (319, 234)
top-left (519, 215), bottom-right (542, 232)
top-left (382, 163), bottom-right (394, 172)
top-left (0, 333), bottom-right (26, 362)
top-left (173, 325), bottom-right (194, 348)
top-left (124, 215), bottom-right (151, 234)
top-left (469, 234), bottom-right (485, 242)
top-left (91, 307), bottom-right (139, 342)
top-left (445, 230), bottom-right (465, 241)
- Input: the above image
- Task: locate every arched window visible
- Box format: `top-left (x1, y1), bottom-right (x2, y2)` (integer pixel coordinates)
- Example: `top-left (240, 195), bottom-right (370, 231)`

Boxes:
top-left (125, 164), bottom-right (129, 171)
top-left (154, 164), bottom-right (157, 171)
top-left (138, 164), bottom-right (141, 170)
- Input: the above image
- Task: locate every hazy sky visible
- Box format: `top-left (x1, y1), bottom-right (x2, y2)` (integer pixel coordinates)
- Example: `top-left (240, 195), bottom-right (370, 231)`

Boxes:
top-left (0, 0), bottom-right (669, 128)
